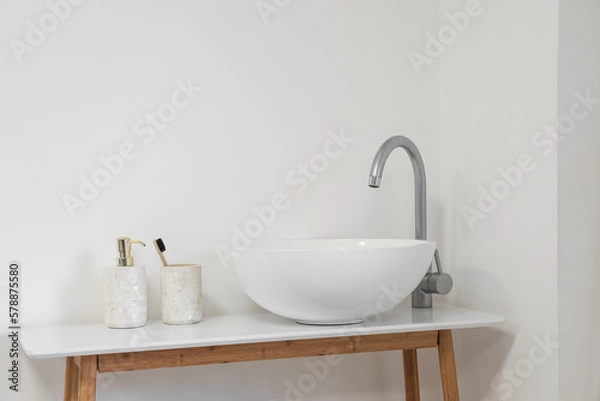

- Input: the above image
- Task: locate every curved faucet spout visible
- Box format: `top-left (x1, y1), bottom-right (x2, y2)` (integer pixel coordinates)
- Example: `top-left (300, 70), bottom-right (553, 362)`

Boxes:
top-left (368, 135), bottom-right (452, 309)
top-left (368, 136), bottom-right (427, 241)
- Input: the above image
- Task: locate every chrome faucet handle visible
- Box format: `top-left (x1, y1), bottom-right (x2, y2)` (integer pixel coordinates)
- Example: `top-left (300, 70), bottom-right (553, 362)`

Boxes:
top-left (419, 249), bottom-right (453, 295)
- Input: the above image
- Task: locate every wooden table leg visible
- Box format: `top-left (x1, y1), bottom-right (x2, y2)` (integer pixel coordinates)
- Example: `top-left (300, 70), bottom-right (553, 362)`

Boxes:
top-left (77, 355), bottom-right (97, 401)
top-left (64, 357), bottom-right (79, 401)
top-left (438, 330), bottom-right (460, 401)
top-left (403, 349), bottom-right (421, 401)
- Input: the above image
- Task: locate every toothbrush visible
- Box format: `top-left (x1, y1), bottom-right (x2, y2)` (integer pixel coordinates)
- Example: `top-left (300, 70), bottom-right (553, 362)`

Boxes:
top-left (153, 238), bottom-right (169, 266)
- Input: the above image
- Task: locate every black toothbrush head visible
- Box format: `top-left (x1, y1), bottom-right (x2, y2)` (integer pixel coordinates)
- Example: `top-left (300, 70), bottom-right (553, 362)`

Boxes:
top-left (155, 238), bottom-right (166, 253)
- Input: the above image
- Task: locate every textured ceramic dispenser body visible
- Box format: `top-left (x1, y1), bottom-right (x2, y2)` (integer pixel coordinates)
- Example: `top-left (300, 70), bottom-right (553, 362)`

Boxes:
top-left (160, 264), bottom-right (202, 325)
top-left (104, 265), bottom-right (148, 328)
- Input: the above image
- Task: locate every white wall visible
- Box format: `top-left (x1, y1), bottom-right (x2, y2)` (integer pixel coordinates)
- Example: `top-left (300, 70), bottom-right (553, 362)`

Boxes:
top-left (558, 0), bottom-right (600, 400)
top-left (0, 1), bottom-right (442, 400)
top-left (5, 1), bottom-right (592, 400)
top-left (439, 1), bottom-right (560, 401)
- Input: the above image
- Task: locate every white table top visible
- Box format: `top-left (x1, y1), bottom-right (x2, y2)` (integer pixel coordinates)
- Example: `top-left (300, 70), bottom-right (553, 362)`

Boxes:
top-left (22, 304), bottom-right (503, 359)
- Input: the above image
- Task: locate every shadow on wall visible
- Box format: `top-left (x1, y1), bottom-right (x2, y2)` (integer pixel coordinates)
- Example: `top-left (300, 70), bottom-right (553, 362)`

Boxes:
top-left (456, 326), bottom-right (514, 401)
top-left (448, 265), bottom-right (516, 400)
top-left (29, 357), bottom-right (65, 400)
top-left (199, 250), bottom-right (266, 317)
top-left (63, 252), bottom-right (103, 324)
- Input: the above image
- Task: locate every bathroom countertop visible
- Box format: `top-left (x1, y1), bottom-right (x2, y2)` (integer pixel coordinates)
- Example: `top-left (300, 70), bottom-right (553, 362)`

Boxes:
top-left (21, 304), bottom-right (503, 359)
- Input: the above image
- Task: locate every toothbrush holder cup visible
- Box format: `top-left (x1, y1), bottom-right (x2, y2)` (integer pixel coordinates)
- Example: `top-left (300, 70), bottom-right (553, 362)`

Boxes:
top-left (160, 264), bottom-right (202, 325)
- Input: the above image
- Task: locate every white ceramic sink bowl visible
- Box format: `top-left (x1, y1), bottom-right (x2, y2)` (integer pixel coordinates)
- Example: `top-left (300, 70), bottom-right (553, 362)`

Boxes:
top-left (232, 239), bottom-right (436, 325)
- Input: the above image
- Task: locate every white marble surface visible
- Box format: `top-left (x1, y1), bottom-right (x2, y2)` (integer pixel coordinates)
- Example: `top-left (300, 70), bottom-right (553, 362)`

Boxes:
top-left (21, 304), bottom-right (503, 359)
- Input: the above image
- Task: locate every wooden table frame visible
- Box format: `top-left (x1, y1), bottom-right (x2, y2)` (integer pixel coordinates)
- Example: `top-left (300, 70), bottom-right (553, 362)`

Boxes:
top-left (64, 329), bottom-right (459, 401)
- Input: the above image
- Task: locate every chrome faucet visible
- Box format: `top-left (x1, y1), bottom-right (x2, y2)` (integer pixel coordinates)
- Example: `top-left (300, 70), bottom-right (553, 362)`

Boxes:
top-left (368, 136), bottom-right (453, 308)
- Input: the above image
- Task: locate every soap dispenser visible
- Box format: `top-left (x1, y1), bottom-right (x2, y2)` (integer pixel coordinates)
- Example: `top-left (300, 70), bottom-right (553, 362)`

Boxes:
top-left (104, 237), bottom-right (148, 329)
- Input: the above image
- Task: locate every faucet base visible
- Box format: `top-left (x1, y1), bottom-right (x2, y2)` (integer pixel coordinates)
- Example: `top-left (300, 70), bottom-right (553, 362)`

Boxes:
top-left (411, 289), bottom-right (433, 309)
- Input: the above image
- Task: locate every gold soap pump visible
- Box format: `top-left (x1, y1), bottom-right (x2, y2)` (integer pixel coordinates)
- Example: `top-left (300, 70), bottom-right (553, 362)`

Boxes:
top-left (104, 236), bottom-right (148, 329)
top-left (115, 237), bottom-right (146, 266)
